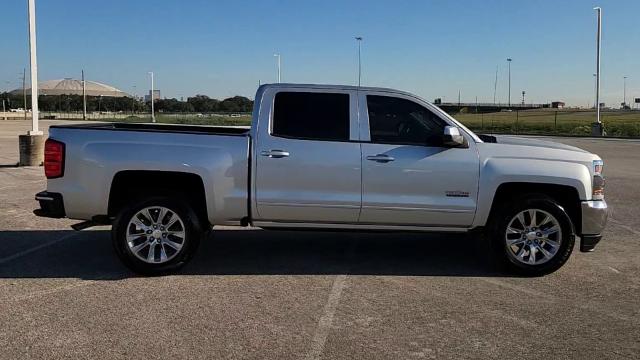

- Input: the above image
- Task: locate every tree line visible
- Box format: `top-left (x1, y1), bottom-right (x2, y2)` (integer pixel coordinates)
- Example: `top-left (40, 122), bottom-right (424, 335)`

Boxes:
top-left (0, 92), bottom-right (253, 113)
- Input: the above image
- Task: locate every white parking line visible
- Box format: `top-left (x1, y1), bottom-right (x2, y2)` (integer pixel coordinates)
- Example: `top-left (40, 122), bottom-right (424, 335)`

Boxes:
top-left (607, 266), bottom-right (621, 274)
top-left (305, 239), bottom-right (358, 360)
top-left (305, 274), bottom-right (348, 360)
top-left (610, 218), bottom-right (640, 236)
top-left (0, 179), bottom-right (43, 192)
top-left (480, 277), bottom-right (638, 324)
top-left (0, 232), bottom-right (79, 265)
top-left (11, 279), bottom-right (100, 302)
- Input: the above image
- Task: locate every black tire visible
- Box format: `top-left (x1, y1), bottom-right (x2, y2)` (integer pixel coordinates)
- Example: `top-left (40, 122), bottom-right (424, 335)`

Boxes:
top-left (112, 196), bottom-right (203, 275)
top-left (489, 194), bottom-right (575, 276)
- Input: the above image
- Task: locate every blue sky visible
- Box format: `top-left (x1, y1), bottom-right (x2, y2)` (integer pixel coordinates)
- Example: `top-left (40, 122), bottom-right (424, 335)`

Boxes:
top-left (2, 0), bottom-right (638, 106)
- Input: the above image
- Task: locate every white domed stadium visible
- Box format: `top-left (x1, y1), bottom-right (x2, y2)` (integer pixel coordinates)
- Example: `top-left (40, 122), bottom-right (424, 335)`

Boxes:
top-left (12, 78), bottom-right (129, 97)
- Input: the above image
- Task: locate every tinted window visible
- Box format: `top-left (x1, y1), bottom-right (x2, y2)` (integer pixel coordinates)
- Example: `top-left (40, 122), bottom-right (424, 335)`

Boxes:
top-left (367, 95), bottom-right (446, 146)
top-left (273, 92), bottom-right (350, 141)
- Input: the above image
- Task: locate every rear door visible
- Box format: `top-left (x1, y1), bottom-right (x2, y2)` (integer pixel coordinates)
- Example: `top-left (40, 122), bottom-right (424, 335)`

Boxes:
top-left (253, 87), bottom-right (361, 223)
top-left (358, 92), bottom-right (480, 227)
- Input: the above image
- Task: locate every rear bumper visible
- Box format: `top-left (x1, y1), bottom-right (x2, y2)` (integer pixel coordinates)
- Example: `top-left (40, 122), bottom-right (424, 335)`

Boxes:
top-left (34, 191), bottom-right (66, 218)
top-left (579, 200), bottom-right (608, 252)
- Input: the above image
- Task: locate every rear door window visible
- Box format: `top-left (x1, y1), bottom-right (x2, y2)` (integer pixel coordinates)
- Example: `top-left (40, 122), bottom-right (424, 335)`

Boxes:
top-left (272, 92), bottom-right (350, 141)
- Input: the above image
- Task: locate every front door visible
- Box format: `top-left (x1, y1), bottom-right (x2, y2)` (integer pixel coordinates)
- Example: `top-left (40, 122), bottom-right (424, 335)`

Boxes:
top-left (359, 93), bottom-right (479, 227)
top-left (254, 88), bottom-right (361, 223)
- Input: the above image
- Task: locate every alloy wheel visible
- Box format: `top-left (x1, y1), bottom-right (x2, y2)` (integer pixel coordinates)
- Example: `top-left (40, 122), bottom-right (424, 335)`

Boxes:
top-left (504, 208), bottom-right (562, 266)
top-left (126, 206), bottom-right (186, 264)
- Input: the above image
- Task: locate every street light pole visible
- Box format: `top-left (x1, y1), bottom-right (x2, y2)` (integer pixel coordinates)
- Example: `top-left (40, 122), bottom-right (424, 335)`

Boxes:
top-left (507, 58), bottom-right (512, 108)
top-left (355, 37), bottom-right (363, 87)
top-left (18, 0), bottom-right (45, 167)
top-left (273, 54), bottom-right (281, 83)
top-left (149, 72), bottom-right (155, 123)
top-left (594, 7), bottom-right (602, 126)
top-left (82, 70), bottom-right (87, 120)
top-left (27, 0), bottom-right (41, 135)
top-left (493, 65), bottom-right (498, 104)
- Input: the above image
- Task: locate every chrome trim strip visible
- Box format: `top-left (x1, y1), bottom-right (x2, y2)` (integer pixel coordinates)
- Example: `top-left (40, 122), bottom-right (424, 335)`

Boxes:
top-left (257, 202), bottom-right (360, 209)
top-left (35, 196), bottom-right (54, 201)
top-left (362, 206), bottom-right (473, 213)
top-left (252, 221), bottom-right (469, 232)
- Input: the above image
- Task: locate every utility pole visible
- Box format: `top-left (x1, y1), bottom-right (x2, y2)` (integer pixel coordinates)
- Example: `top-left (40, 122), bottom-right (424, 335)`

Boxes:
top-left (493, 65), bottom-right (498, 104)
top-left (148, 72), bottom-right (155, 123)
top-left (355, 37), bottom-right (363, 87)
top-left (82, 70), bottom-right (87, 120)
top-left (273, 54), bottom-right (281, 83)
top-left (132, 85), bottom-right (136, 114)
top-left (3, 81), bottom-right (7, 120)
top-left (593, 7), bottom-right (603, 135)
top-left (593, 73), bottom-right (597, 109)
top-left (507, 58), bottom-right (512, 108)
top-left (22, 68), bottom-right (27, 121)
top-left (623, 76), bottom-right (627, 109)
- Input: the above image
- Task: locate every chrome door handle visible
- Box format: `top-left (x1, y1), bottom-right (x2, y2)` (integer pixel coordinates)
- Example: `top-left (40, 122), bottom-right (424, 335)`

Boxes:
top-left (261, 150), bottom-right (290, 158)
top-left (366, 154), bottom-right (395, 163)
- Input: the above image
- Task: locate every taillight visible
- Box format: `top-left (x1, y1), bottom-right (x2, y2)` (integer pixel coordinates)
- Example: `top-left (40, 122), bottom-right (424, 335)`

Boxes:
top-left (44, 139), bottom-right (65, 178)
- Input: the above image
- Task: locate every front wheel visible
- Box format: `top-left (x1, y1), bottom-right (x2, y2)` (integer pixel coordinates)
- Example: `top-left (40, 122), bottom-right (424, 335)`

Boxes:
top-left (112, 196), bottom-right (202, 275)
top-left (490, 195), bottom-right (575, 276)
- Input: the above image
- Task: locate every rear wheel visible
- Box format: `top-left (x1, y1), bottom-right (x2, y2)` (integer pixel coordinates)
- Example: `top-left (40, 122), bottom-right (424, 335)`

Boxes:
top-left (112, 196), bottom-right (202, 275)
top-left (490, 194), bottom-right (575, 276)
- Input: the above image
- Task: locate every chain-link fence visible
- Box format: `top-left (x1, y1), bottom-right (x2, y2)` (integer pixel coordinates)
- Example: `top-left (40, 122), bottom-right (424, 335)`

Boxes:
top-left (455, 109), bottom-right (640, 137)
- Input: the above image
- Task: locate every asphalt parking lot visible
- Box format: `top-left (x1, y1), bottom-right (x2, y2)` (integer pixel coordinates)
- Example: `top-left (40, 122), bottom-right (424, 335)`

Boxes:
top-left (0, 120), bottom-right (639, 359)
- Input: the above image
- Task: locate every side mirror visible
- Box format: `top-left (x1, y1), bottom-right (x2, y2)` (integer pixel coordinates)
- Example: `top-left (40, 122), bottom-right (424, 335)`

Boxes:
top-left (443, 126), bottom-right (465, 147)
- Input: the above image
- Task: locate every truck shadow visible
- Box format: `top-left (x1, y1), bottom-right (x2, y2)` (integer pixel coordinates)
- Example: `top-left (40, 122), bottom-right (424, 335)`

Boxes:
top-left (0, 229), bottom-right (512, 280)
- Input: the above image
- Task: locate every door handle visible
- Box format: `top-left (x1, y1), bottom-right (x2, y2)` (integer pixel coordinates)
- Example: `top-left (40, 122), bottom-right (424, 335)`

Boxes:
top-left (366, 154), bottom-right (395, 163)
top-left (261, 150), bottom-right (290, 158)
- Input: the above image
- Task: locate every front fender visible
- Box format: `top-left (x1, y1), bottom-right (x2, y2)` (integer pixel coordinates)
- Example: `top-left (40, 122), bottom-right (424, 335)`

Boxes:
top-left (472, 157), bottom-right (592, 227)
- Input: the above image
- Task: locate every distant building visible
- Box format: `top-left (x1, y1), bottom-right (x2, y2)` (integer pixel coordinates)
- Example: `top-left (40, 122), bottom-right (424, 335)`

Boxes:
top-left (11, 78), bottom-right (129, 97)
top-left (551, 101), bottom-right (565, 109)
top-left (145, 90), bottom-right (161, 102)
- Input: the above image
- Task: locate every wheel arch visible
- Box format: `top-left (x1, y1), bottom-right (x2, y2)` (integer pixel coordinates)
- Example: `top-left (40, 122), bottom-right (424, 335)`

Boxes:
top-left (485, 182), bottom-right (582, 234)
top-left (108, 170), bottom-right (210, 227)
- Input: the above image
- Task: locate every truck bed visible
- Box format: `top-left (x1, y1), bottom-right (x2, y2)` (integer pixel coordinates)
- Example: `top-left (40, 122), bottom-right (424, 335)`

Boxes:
top-left (46, 122), bottom-right (251, 224)
top-left (50, 122), bottom-right (250, 136)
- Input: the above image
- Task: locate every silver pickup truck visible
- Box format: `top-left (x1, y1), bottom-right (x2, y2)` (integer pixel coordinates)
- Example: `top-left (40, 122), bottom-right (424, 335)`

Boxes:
top-left (35, 83), bottom-right (608, 275)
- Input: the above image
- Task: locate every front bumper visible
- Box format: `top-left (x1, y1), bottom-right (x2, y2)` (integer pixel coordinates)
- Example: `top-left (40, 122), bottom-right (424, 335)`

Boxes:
top-left (579, 200), bottom-right (608, 252)
top-left (34, 191), bottom-right (66, 218)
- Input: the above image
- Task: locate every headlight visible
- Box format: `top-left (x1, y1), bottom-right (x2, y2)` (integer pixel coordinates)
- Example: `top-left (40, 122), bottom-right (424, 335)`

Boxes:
top-left (592, 160), bottom-right (604, 200)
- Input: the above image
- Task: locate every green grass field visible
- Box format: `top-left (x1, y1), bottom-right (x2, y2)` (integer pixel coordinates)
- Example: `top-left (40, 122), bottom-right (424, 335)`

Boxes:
top-left (454, 109), bottom-right (640, 137)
